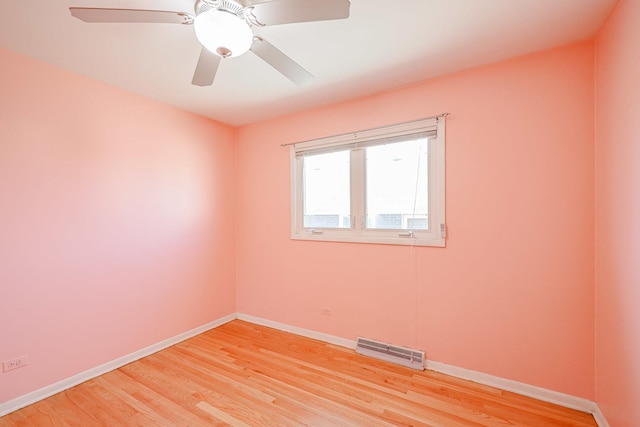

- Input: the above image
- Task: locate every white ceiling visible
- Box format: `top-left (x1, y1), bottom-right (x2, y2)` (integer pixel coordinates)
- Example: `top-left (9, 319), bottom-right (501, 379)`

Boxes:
top-left (0, 0), bottom-right (616, 126)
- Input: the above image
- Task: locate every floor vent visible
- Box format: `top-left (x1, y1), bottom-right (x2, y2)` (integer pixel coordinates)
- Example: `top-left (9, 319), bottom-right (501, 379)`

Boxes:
top-left (355, 337), bottom-right (425, 371)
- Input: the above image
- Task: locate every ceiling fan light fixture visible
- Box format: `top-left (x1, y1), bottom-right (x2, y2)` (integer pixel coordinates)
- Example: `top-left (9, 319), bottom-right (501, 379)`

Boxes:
top-left (194, 9), bottom-right (253, 58)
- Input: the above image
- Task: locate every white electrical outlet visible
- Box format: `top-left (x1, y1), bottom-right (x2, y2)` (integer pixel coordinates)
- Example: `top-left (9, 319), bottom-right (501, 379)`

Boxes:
top-left (321, 307), bottom-right (332, 316)
top-left (3, 355), bottom-right (29, 372)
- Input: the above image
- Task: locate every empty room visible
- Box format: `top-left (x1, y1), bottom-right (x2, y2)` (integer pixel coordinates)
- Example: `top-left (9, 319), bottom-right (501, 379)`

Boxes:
top-left (0, 0), bottom-right (638, 425)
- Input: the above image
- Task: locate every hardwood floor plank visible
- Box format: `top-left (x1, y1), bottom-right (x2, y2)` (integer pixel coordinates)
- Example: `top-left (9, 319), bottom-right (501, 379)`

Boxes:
top-left (196, 401), bottom-right (253, 427)
top-left (91, 375), bottom-right (175, 426)
top-left (0, 320), bottom-right (597, 427)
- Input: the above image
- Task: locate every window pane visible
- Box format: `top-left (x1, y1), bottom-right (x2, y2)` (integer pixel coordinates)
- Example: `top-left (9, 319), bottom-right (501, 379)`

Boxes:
top-left (365, 138), bottom-right (429, 230)
top-left (303, 150), bottom-right (350, 229)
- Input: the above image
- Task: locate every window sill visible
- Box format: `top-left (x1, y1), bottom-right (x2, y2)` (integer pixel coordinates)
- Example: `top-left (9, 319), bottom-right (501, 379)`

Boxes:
top-left (291, 232), bottom-right (445, 247)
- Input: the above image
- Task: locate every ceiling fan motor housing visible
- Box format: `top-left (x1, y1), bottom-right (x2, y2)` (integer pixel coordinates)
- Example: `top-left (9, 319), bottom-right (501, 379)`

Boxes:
top-left (195, 0), bottom-right (246, 18)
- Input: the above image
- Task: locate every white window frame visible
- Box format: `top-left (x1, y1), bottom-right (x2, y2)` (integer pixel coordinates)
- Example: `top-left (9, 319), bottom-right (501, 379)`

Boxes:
top-left (290, 116), bottom-right (446, 247)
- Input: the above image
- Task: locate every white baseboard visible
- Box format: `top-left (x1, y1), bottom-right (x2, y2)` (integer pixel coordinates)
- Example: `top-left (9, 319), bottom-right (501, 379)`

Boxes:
top-left (236, 313), bottom-right (357, 349)
top-left (0, 313), bottom-right (236, 417)
top-left (591, 405), bottom-right (610, 427)
top-left (427, 361), bottom-right (609, 427)
top-left (426, 360), bottom-right (598, 413)
top-left (237, 313), bottom-right (608, 426)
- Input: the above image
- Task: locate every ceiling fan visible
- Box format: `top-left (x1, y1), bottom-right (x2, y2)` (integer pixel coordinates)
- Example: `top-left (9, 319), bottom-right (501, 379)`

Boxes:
top-left (69, 0), bottom-right (351, 87)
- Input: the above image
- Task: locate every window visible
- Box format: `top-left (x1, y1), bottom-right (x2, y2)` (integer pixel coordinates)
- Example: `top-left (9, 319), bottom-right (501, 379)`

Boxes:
top-left (290, 116), bottom-right (446, 247)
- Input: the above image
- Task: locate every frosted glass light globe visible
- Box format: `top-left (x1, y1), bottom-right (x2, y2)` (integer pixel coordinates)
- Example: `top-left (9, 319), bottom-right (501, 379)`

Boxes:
top-left (194, 9), bottom-right (253, 58)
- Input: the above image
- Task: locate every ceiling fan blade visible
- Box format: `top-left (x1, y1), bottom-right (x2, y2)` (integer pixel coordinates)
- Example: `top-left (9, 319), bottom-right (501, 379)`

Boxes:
top-left (251, 37), bottom-right (313, 85)
top-left (192, 47), bottom-right (221, 87)
top-left (248, 0), bottom-right (350, 26)
top-left (69, 8), bottom-right (194, 24)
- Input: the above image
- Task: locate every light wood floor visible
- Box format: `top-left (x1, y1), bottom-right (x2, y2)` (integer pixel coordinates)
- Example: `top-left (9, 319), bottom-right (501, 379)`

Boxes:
top-left (1, 320), bottom-right (596, 426)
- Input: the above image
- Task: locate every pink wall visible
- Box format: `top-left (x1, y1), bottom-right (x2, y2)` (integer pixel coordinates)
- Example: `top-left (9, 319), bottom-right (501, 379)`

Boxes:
top-left (0, 48), bottom-right (236, 403)
top-left (595, 0), bottom-right (640, 425)
top-left (236, 42), bottom-right (596, 399)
